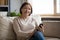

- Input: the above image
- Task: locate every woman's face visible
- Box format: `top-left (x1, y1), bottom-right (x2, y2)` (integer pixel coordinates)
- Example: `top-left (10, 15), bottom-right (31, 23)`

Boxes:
top-left (21, 5), bottom-right (31, 16)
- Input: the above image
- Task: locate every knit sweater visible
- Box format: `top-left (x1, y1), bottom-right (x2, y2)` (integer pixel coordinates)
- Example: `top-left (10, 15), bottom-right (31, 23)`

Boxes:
top-left (13, 15), bottom-right (42, 40)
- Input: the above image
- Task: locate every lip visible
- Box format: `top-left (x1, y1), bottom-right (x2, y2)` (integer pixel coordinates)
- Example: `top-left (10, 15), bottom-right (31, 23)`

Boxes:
top-left (25, 12), bottom-right (29, 14)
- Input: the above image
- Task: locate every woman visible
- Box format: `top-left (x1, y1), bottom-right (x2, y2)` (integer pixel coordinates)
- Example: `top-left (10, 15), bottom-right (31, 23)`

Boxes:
top-left (13, 2), bottom-right (45, 40)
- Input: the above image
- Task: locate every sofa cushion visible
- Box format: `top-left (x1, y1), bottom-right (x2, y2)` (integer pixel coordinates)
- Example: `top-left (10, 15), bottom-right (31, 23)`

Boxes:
top-left (43, 21), bottom-right (60, 38)
top-left (0, 16), bottom-right (16, 40)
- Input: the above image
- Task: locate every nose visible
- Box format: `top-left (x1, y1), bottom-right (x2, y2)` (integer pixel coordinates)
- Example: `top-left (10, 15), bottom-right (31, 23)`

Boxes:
top-left (25, 9), bottom-right (28, 12)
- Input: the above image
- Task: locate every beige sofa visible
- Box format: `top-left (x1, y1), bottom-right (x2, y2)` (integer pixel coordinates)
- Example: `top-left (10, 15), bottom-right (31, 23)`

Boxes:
top-left (0, 16), bottom-right (60, 40)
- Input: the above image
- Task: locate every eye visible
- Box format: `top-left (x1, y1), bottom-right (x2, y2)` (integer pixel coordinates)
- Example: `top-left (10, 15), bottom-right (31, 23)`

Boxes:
top-left (28, 8), bottom-right (31, 10)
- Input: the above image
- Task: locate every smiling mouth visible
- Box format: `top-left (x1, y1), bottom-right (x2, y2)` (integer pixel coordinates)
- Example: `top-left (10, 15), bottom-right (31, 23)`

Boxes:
top-left (25, 12), bottom-right (29, 14)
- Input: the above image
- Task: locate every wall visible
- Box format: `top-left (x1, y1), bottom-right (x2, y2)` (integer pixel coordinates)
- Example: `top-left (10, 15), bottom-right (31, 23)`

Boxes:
top-left (10, 0), bottom-right (27, 13)
top-left (10, 0), bottom-right (22, 13)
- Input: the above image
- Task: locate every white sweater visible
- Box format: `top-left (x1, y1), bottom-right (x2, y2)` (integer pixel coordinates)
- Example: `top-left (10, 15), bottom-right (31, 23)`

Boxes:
top-left (13, 15), bottom-right (42, 40)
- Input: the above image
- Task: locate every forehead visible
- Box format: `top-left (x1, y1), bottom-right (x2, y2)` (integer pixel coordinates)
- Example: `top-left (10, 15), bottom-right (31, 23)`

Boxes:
top-left (23, 4), bottom-right (31, 8)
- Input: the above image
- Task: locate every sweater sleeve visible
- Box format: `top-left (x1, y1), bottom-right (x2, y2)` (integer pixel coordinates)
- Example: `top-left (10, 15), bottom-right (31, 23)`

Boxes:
top-left (13, 18), bottom-right (23, 36)
top-left (13, 18), bottom-right (33, 37)
top-left (13, 18), bottom-right (19, 35)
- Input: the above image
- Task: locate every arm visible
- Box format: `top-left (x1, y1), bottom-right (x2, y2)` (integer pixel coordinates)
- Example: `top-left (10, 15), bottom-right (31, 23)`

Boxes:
top-left (13, 18), bottom-right (22, 36)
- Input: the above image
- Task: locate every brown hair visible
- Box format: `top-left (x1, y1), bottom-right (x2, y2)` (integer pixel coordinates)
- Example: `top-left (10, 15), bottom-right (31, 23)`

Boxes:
top-left (20, 2), bottom-right (32, 16)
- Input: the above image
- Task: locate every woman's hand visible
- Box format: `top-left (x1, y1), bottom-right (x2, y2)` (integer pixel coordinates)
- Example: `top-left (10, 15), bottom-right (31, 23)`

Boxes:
top-left (39, 26), bottom-right (44, 32)
top-left (37, 24), bottom-right (44, 32)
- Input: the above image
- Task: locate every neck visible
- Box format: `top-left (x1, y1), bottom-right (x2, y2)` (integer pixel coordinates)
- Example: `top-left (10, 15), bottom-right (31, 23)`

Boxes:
top-left (20, 15), bottom-right (28, 19)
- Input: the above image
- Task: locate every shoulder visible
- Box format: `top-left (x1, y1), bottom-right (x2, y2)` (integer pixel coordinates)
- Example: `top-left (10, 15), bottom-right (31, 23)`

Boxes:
top-left (29, 16), bottom-right (35, 21)
top-left (31, 15), bottom-right (42, 26)
top-left (13, 17), bottom-right (19, 21)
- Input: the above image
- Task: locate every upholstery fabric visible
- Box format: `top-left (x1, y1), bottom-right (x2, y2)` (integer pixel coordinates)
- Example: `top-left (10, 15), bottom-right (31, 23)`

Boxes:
top-left (0, 16), bottom-right (16, 40)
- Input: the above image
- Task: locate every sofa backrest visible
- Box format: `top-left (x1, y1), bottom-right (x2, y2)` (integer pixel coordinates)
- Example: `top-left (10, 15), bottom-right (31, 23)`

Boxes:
top-left (0, 16), bottom-right (16, 40)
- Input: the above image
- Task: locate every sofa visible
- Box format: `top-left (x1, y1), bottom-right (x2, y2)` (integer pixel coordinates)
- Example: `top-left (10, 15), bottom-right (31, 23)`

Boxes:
top-left (0, 16), bottom-right (60, 40)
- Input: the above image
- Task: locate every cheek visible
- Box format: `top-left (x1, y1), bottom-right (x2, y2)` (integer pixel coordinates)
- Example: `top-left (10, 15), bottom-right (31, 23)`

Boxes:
top-left (21, 9), bottom-right (25, 13)
top-left (28, 10), bottom-right (31, 13)
top-left (21, 9), bottom-right (31, 15)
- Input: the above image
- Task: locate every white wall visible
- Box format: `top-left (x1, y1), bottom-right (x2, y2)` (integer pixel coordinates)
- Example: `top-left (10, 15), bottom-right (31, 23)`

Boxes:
top-left (21, 0), bottom-right (27, 3)
top-left (10, 0), bottom-right (22, 13)
top-left (10, 0), bottom-right (27, 13)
